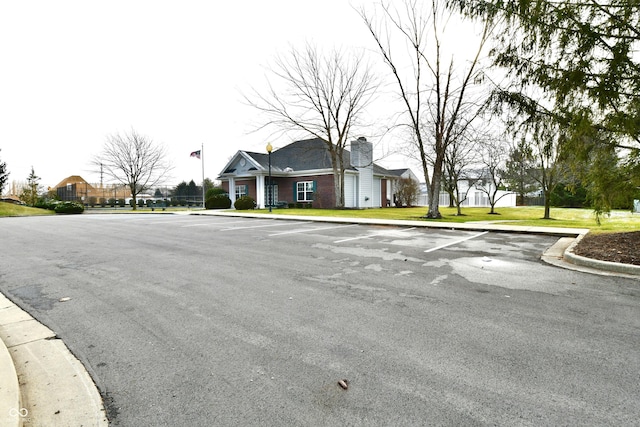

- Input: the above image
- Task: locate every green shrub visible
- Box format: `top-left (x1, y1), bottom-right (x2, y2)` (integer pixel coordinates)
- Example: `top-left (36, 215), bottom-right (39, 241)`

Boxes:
top-left (146, 199), bottom-right (154, 207)
top-left (234, 195), bottom-right (256, 210)
top-left (138, 199), bottom-right (145, 207)
top-left (118, 198), bottom-right (126, 207)
top-left (54, 201), bottom-right (84, 214)
top-left (35, 200), bottom-right (59, 210)
top-left (205, 194), bottom-right (232, 209)
top-left (206, 187), bottom-right (227, 199)
top-left (88, 196), bottom-right (97, 207)
top-left (108, 198), bottom-right (116, 207)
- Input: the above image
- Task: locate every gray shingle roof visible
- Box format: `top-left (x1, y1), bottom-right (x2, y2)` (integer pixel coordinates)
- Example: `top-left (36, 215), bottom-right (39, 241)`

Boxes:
top-left (246, 137), bottom-right (392, 175)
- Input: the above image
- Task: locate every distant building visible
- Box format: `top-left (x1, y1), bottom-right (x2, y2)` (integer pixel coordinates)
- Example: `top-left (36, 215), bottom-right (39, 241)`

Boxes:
top-left (217, 137), bottom-right (408, 209)
top-left (51, 176), bottom-right (130, 203)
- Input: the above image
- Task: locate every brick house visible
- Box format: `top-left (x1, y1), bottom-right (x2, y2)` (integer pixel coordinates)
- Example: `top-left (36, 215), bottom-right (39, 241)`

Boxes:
top-left (218, 137), bottom-right (405, 209)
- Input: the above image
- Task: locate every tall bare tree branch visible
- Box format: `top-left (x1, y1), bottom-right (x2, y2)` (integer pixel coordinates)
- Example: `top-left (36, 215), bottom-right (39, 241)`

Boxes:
top-left (245, 43), bottom-right (378, 207)
top-left (94, 129), bottom-right (173, 210)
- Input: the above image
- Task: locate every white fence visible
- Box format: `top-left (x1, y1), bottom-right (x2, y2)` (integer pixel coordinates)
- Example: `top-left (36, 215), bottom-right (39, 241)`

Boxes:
top-left (416, 190), bottom-right (516, 208)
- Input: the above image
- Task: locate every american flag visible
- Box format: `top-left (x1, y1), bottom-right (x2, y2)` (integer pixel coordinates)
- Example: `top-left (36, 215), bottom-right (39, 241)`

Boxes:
top-left (190, 150), bottom-right (201, 159)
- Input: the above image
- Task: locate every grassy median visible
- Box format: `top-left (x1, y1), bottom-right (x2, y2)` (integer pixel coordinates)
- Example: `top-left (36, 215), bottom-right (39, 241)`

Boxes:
top-left (251, 206), bottom-right (640, 233)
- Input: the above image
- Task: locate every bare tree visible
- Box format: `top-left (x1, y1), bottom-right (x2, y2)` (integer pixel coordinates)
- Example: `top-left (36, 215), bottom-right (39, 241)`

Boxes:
top-left (530, 122), bottom-right (564, 220)
top-left (394, 176), bottom-right (420, 207)
top-left (95, 129), bottom-right (172, 210)
top-left (442, 129), bottom-right (479, 215)
top-left (476, 137), bottom-right (510, 214)
top-left (359, 0), bottom-right (493, 218)
top-left (246, 43), bottom-right (378, 208)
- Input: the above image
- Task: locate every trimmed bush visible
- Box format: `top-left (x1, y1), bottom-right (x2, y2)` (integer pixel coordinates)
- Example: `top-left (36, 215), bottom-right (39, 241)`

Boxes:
top-left (205, 194), bottom-right (232, 209)
top-left (118, 198), bottom-right (126, 207)
top-left (138, 199), bottom-right (145, 207)
top-left (35, 200), bottom-right (59, 211)
top-left (206, 187), bottom-right (227, 199)
top-left (54, 201), bottom-right (84, 214)
top-left (234, 195), bottom-right (256, 210)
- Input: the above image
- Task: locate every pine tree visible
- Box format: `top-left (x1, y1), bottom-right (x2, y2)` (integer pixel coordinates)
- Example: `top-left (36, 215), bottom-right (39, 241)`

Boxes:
top-left (0, 149), bottom-right (8, 196)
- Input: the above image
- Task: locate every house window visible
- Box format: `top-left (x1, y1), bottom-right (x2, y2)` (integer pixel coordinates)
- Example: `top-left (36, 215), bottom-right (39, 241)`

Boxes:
top-left (235, 185), bottom-right (248, 199)
top-left (296, 181), bottom-right (314, 202)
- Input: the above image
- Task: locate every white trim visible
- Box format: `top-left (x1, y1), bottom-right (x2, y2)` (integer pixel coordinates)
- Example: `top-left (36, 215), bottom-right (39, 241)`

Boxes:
top-left (218, 151), bottom-right (264, 178)
top-left (256, 175), bottom-right (266, 209)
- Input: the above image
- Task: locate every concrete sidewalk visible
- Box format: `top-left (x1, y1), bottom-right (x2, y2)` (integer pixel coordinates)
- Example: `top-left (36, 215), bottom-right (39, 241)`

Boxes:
top-left (0, 213), bottom-right (636, 426)
top-left (0, 292), bottom-right (108, 427)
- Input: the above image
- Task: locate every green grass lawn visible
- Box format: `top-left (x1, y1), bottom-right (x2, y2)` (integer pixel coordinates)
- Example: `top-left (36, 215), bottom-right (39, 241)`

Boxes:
top-left (251, 206), bottom-right (640, 233)
top-left (0, 201), bottom-right (54, 217)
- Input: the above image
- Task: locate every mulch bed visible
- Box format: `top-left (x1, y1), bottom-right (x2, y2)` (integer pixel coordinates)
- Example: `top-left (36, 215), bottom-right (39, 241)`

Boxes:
top-left (573, 231), bottom-right (640, 266)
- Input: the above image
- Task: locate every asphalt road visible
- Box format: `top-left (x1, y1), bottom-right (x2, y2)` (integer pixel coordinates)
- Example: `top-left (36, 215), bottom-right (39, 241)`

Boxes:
top-left (1, 214), bottom-right (639, 426)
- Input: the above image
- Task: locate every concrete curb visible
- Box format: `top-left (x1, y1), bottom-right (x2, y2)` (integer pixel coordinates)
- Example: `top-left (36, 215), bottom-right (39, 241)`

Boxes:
top-left (192, 210), bottom-right (590, 237)
top-left (0, 293), bottom-right (108, 426)
top-left (563, 233), bottom-right (640, 276)
top-left (0, 295), bottom-right (20, 427)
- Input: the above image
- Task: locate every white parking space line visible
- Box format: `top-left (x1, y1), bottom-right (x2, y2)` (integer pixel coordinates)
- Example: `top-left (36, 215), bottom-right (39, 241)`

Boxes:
top-left (150, 219), bottom-right (212, 225)
top-left (219, 221), bottom-right (312, 231)
top-left (424, 231), bottom-right (489, 253)
top-left (180, 219), bottom-right (272, 227)
top-left (269, 224), bottom-right (359, 236)
top-left (334, 227), bottom-right (416, 243)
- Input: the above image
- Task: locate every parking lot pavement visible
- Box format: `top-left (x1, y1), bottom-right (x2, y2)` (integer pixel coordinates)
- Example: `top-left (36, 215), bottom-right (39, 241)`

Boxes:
top-left (1, 213), bottom-right (638, 426)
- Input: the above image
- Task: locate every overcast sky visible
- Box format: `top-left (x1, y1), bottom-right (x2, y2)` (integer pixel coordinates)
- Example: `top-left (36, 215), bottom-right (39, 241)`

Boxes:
top-left (1, 0), bottom-right (480, 191)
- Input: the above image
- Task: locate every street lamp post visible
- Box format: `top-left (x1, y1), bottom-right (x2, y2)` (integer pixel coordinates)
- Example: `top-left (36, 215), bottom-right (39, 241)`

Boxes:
top-left (266, 142), bottom-right (273, 212)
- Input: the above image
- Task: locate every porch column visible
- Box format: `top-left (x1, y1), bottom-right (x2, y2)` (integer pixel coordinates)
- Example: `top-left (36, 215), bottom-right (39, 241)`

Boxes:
top-left (228, 177), bottom-right (236, 208)
top-left (256, 175), bottom-right (266, 209)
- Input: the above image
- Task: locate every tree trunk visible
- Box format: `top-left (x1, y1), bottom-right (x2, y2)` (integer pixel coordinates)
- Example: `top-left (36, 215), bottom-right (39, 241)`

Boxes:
top-left (425, 156), bottom-right (443, 219)
top-left (130, 184), bottom-right (137, 211)
top-left (543, 190), bottom-right (551, 219)
top-left (329, 148), bottom-right (345, 208)
top-left (333, 172), bottom-right (342, 208)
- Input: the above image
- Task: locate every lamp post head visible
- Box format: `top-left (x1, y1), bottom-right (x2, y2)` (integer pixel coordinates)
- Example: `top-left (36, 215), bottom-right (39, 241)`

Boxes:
top-left (266, 142), bottom-right (273, 153)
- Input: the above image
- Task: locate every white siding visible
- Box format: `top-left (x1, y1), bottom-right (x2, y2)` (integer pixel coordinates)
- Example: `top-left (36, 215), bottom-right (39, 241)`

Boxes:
top-left (344, 175), bottom-right (357, 208)
top-left (358, 167), bottom-right (374, 208)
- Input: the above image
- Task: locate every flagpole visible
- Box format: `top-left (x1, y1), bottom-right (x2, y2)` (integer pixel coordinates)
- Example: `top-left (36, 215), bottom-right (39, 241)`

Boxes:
top-left (201, 143), bottom-right (205, 209)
